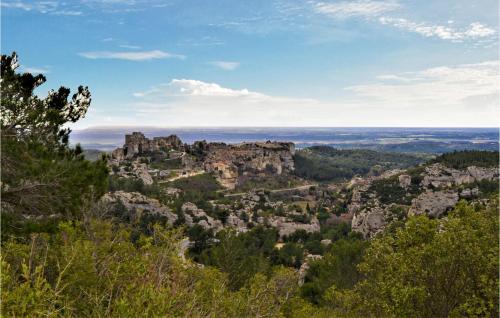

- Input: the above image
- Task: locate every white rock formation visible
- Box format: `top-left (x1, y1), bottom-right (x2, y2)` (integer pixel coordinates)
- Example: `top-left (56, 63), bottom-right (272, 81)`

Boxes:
top-left (102, 191), bottom-right (177, 224)
top-left (409, 190), bottom-right (459, 218)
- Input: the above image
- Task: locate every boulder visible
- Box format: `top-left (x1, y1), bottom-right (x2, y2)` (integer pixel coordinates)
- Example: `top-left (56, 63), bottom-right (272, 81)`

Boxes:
top-left (398, 174), bottom-right (411, 188)
top-left (409, 190), bottom-right (459, 218)
top-left (132, 162), bottom-right (153, 185)
top-left (351, 207), bottom-right (386, 239)
top-left (460, 187), bottom-right (479, 199)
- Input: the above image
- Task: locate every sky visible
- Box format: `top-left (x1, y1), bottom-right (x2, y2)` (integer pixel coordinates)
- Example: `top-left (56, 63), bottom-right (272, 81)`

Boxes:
top-left (1, 0), bottom-right (499, 128)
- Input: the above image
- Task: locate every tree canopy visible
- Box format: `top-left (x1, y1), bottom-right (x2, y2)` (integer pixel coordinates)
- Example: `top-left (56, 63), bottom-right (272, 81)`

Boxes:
top-left (1, 52), bottom-right (108, 233)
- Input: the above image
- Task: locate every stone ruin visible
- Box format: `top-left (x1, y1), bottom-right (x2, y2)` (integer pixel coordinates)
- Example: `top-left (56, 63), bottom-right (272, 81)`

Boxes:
top-left (112, 132), bottom-right (183, 160)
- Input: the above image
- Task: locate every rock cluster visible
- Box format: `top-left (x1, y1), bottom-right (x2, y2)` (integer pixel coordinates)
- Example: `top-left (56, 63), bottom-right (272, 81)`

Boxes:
top-left (111, 160), bottom-right (154, 185)
top-left (270, 216), bottom-right (321, 238)
top-left (350, 163), bottom-right (498, 238)
top-left (182, 202), bottom-right (223, 232)
top-left (422, 163), bottom-right (498, 188)
top-left (102, 191), bottom-right (178, 224)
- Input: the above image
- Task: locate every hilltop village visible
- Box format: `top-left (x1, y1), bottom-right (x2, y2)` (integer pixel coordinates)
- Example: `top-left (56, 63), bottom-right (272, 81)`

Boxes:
top-left (105, 132), bottom-right (499, 245)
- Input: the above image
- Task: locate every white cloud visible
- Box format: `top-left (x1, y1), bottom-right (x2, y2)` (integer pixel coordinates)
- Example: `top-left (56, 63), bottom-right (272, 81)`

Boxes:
top-left (1, 1), bottom-right (34, 11)
top-left (314, 0), bottom-right (399, 18)
top-left (379, 17), bottom-right (496, 41)
top-left (312, 1), bottom-right (496, 44)
top-left (1, 1), bottom-right (82, 15)
top-left (134, 79), bottom-right (316, 101)
top-left (375, 74), bottom-right (420, 82)
top-left (78, 50), bottom-right (185, 61)
top-left (209, 61), bottom-right (240, 71)
top-left (20, 65), bottom-right (50, 74)
top-left (346, 60), bottom-right (500, 111)
top-left (52, 10), bottom-right (82, 16)
top-left (119, 44), bottom-right (141, 49)
top-left (127, 79), bottom-right (330, 126)
top-left (168, 79), bottom-right (255, 97)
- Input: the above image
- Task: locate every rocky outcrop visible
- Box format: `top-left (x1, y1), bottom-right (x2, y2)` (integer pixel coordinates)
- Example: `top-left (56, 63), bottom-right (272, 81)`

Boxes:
top-left (132, 162), bottom-right (154, 185)
top-left (349, 163), bottom-right (498, 238)
top-left (460, 187), bottom-right (479, 199)
top-left (298, 254), bottom-right (323, 286)
top-left (204, 161), bottom-right (238, 189)
top-left (102, 191), bottom-right (177, 224)
top-left (111, 160), bottom-right (154, 185)
top-left (202, 141), bottom-right (295, 189)
top-left (409, 190), bottom-right (459, 218)
top-left (398, 174), bottom-right (411, 188)
top-left (467, 166), bottom-right (499, 181)
top-left (111, 133), bottom-right (296, 190)
top-left (422, 164), bottom-right (498, 188)
top-left (226, 213), bottom-right (248, 232)
top-left (269, 216), bottom-right (320, 238)
top-left (351, 207), bottom-right (386, 239)
top-left (182, 202), bottom-right (223, 232)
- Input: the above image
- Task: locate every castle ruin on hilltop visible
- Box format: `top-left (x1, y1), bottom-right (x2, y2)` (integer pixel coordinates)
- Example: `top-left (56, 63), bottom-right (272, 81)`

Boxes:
top-left (111, 132), bottom-right (296, 189)
top-left (112, 132), bottom-right (184, 160)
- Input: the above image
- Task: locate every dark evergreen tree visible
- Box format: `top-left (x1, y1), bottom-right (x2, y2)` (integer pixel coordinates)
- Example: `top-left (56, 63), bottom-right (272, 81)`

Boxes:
top-left (1, 52), bottom-right (108, 236)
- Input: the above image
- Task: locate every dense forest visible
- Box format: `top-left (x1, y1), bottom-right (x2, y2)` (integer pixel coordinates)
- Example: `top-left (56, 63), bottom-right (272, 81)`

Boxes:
top-left (431, 150), bottom-right (499, 169)
top-left (294, 146), bottom-right (425, 182)
top-left (1, 53), bottom-right (499, 317)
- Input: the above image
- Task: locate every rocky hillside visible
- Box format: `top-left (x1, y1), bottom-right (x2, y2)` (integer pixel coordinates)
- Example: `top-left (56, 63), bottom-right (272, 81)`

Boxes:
top-left (110, 132), bottom-right (296, 190)
top-left (347, 151), bottom-right (499, 238)
top-left (107, 136), bottom-right (499, 243)
top-left (192, 140), bottom-right (295, 189)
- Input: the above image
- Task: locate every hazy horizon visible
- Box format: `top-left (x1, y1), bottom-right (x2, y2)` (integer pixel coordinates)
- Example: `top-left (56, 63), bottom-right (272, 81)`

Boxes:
top-left (70, 126), bottom-right (499, 153)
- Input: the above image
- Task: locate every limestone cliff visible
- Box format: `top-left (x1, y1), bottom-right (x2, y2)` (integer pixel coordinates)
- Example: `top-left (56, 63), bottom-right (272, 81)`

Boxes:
top-left (201, 141), bottom-right (295, 189)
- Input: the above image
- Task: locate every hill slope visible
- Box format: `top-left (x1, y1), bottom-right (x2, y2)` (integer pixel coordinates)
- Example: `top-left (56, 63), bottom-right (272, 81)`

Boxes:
top-left (294, 146), bottom-right (427, 182)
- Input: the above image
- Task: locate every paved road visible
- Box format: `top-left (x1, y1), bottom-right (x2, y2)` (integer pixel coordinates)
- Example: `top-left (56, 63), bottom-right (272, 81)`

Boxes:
top-left (158, 169), bottom-right (205, 183)
top-left (223, 183), bottom-right (317, 198)
top-left (163, 151), bottom-right (186, 161)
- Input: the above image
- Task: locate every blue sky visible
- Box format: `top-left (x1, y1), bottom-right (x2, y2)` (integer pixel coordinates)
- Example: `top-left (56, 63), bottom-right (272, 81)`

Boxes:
top-left (1, 0), bottom-right (499, 127)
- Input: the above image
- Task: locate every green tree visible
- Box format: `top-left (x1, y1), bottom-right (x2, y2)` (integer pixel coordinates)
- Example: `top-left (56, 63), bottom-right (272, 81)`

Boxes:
top-left (301, 238), bottom-right (367, 304)
top-left (1, 53), bottom-right (108, 239)
top-left (200, 228), bottom-right (276, 290)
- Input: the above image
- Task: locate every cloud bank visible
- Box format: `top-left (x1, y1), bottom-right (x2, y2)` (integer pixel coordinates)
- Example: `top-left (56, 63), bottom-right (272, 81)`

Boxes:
top-left (121, 62), bottom-right (499, 127)
top-left (313, 0), bottom-right (496, 44)
top-left (78, 50), bottom-right (185, 61)
top-left (379, 18), bottom-right (496, 41)
top-left (314, 0), bottom-right (399, 18)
